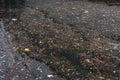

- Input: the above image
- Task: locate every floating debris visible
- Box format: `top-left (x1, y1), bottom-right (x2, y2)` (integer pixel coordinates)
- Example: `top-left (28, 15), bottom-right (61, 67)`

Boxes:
top-left (99, 76), bottom-right (105, 80)
top-left (84, 10), bottom-right (89, 14)
top-left (12, 18), bottom-right (17, 21)
top-left (47, 75), bottom-right (54, 78)
top-left (24, 48), bottom-right (30, 52)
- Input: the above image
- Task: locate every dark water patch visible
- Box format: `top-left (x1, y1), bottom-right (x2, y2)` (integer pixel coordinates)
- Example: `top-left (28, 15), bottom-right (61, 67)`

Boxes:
top-left (102, 32), bottom-right (120, 42)
top-left (0, 0), bottom-right (25, 18)
top-left (88, 0), bottom-right (120, 6)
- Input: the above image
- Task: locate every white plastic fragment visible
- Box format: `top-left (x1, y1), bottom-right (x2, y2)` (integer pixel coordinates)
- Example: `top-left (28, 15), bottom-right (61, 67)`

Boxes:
top-left (84, 10), bottom-right (88, 13)
top-left (12, 18), bottom-right (17, 21)
top-left (113, 70), bottom-right (116, 74)
top-left (47, 74), bottom-right (54, 78)
top-left (0, 55), bottom-right (6, 59)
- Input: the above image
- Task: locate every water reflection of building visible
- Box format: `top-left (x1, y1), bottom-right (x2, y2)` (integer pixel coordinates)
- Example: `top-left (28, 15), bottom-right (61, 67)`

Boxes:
top-left (0, 0), bottom-right (25, 18)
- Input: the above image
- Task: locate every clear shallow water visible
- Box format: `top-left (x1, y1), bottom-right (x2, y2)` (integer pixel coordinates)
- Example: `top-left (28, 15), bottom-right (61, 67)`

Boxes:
top-left (0, 20), bottom-right (14, 79)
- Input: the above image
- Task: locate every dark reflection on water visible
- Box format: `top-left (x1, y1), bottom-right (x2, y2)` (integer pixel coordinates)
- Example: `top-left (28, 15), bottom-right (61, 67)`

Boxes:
top-left (89, 0), bottom-right (120, 2)
top-left (4, 0), bottom-right (25, 8)
top-left (0, 0), bottom-right (25, 18)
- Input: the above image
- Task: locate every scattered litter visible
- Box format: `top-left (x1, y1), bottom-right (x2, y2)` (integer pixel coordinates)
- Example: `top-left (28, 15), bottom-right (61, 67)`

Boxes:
top-left (0, 55), bottom-right (6, 59)
top-left (99, 76), bottom-right (105, 79)
top-left (84, 10), bottom-right (88, 13)
top-left (24, 48), bottom-right (30, 52)
top-left (47, 75), bottom-right (54, 78)
top-left (12, 18), bottom-right (17, 21)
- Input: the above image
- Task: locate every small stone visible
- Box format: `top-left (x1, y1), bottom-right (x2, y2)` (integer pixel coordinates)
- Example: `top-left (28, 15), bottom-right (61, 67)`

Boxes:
top-left (113, 70), bottom-right (116, 74)
top-left (85, 59), bottom-right (91, 63)
top-left (72, 7), bottom-right (76, 10)
top-left (21, 68), bottom-right (24, 71)
top-left (37, 66), bottom-right (42, 72)
top-left (39, 41), bottom-right (43, 44)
